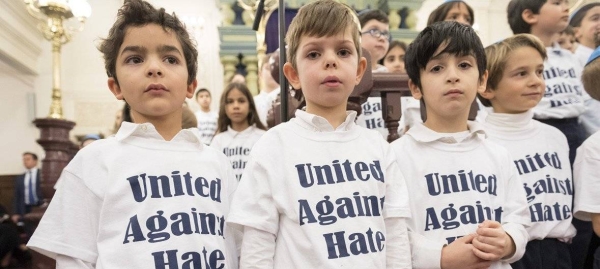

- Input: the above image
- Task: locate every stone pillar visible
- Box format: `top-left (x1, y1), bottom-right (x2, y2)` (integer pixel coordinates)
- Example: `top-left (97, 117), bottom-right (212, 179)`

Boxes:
top-left (23, 118), bottom-right (76, 269)
top-left (222, 55), bottom-right (238, 86)
top-left (243, 55), bottom-right (259, 95)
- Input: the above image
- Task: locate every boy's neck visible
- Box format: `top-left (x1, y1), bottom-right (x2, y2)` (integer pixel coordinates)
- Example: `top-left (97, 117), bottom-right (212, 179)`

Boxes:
top-left (424, 115), bottom-right (469, 133)
top-left (132, 111), bottom-right (182, 141)
top-left (531, 28), bottom-right (555, 47)
top-left (306, 105), bottom-right (347, 129)
top-left (200, 106), bottom-right (211, 113)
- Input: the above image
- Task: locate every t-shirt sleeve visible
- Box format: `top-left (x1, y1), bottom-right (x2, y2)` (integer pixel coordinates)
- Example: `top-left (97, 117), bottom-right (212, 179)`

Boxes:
top-left (27, 170), bottom-right (101, 263)
top-left (227, 156), bottom-right (279, 235)
top-left (383, 148), bottom-right (411, 219)
top-left (573, 138), bottom-right (600, 221)
top-left (56, 254), bottom-right (95, 269)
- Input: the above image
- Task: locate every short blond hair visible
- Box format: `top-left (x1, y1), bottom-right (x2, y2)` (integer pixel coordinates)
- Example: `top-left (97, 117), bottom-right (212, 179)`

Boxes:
top-left (285, 0), bottom-right (361, 69)
top-left (479, 34), bottom-right (547, 107)
top-left (582, 59), bottom-right (600, 101)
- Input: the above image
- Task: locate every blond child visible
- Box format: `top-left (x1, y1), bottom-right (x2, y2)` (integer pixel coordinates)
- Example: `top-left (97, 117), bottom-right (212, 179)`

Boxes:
top-left (479, 34), bottom-right (575, 269)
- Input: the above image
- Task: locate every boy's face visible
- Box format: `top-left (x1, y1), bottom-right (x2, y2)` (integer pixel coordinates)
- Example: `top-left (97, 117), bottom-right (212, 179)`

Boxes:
top-left (360, 20), bottom-right (390, 64)
top-left (260, 61), bottom-right (279, 90)
top-left (108, 24), bottom-right (196, 123)
top-left (196, 91), bottom-right (211, 109)
top-left (532, 0), bottom-right (569, 34)
top-left (483, 46), bottom-right (545, 114)
top-left (409, 44), bottom-right (486, 122)
top-left (557, 32), bottom-right (576, 51)
top-left (283, 27), bottom-right (367, 114)
top-left (574, 6), bottom-right (600, 48)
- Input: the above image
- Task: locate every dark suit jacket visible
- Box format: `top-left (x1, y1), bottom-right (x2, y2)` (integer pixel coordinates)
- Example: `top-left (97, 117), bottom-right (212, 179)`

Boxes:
top-left (13, 169), bottom-right (42, 216)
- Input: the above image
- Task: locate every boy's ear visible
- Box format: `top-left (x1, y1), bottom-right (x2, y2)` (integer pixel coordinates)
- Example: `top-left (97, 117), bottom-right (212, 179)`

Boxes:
top-left (108, 78), bottom-right (124, 100)
top-left (355, 56), bottom-right (368, 84)
top-left (283, 62), bottom-right (301, 89)
top-left (408, 79), bottom-right (422, 100)
top-left (187, 79), bottom-right (198, 99)
top-left (521, 9), bottom-right (538, 25)
top-left (478, 70), bottom-right (489, 94)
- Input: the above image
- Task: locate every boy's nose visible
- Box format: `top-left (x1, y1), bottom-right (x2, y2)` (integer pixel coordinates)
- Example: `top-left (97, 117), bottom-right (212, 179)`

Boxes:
top-left (146, 60), bottom-right (163, 77)
top-left (446, 68), bottom-right (460, 83)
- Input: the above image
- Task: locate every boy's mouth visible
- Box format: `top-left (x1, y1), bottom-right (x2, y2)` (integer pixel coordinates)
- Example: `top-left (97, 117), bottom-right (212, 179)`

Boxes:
top-left (322, 76), bottom-right (341, 87)
top-left (145, 84), bottom-right (168, 92)
top-left (444, 89), bottom-right (463, 96)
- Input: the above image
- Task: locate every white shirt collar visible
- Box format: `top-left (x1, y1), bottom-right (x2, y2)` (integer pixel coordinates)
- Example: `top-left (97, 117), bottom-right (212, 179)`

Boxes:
top-left (407, 121), bottom-right (486, 144)
top-left (485, 110), bottom-right (534, 130)
top-left (115, 122), bottom-right (204, 146)
top-left (294, 109), bottom-right (357, 132)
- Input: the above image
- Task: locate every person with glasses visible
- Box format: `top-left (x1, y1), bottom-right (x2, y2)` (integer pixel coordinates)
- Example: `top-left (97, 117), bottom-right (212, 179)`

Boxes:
top-left (358, 9), bottom-right (390, 72)
top-left (356, 9), bottom-right (392, 139)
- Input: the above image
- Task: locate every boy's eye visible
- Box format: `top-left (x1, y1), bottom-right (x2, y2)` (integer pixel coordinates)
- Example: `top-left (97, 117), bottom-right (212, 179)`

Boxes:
top-left (164, 56), bottom-right (179, 64)
top-left (338, 49), bottom-right (351, 57)
top-left (125, 56), bottom-right (143, 64)
top-left (458, 62), bottom-right (472, 69)
top-left (536, 69), bottom-right (544, 76)
top-left (430, 66), bottom-right (442, 72)
top-left (307, 52), bottom-right (320, 59)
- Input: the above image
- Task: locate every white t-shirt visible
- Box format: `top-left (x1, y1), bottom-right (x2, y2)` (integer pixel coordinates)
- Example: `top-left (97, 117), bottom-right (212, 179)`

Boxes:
top-left (28, 122), bottom-right (239, 269)
top-left (573, 131), bottom-right (600, 221)
top-left (390, 122), bottom-right (530, 269)
top-left (228, 110), bottom-right (411, 268)
top-left (484, 111), bottom-right (576, 242)
top-left (194, 110), bottom-right (218, 145)
top-left (534, 44), bottom-right (585, 119)
top-left (575, 44), bottom-right (594, 67)
top-left (210, 125), bottom-right (266, 181)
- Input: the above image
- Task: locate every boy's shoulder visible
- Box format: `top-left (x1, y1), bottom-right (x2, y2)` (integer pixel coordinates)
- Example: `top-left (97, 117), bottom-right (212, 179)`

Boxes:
top-left (579, 131), bottom-right (600, 157)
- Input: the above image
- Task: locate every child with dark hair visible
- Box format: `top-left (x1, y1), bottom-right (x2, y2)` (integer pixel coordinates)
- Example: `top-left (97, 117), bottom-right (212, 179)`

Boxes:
top-left (569, 3), bottom-right (600, 66)
top-left (356, 9), bottom-right (392, 138)
top-left (574, 46), bottom-right (600, 269)
top-left (570, 3), bottom-right (600, 137)
top-left (557, 25), bottom-right (578, 52)
top-left (27, 1), bottom-right (239, 268)
top-left (479, 34), bottom-right (575, 269)
top-left (228, 0), bottom-right (411, 267)
top-left (382, 40), bottom-right (407, 74)
top-left (427, 0), bottom-right (474, 27)
top-left (393, 21), bottom-right (529, 269)
top-left (211, 82), bottom-right (266, 181)
top-left (194, 88), bottom-right (218, 144)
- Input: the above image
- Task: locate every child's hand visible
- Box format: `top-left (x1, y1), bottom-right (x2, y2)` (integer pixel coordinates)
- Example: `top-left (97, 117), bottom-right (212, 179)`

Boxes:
top-left (441, 234), bottom-right (492, 269)
top-left (472, 220), bottom-right (515, 261)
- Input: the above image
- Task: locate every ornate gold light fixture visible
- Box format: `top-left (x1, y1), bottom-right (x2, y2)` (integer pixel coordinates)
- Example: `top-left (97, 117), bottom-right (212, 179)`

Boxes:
top-left (24, 0), bottom-right (91, 119)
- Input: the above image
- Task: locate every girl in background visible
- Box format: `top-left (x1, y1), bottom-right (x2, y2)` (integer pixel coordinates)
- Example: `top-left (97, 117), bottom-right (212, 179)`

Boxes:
top-left (381, 40), bottom-right (407, 73)
top-left (211, 82), bottom-right (267, 181)
top-left (427, 0), bottom-right (474, 27)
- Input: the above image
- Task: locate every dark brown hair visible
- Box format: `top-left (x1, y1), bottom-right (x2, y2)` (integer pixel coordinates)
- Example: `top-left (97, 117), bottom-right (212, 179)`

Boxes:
top-left (98, 0), bottom-right (198, 85)
top-left (427, 1), bottom-right (474, 26)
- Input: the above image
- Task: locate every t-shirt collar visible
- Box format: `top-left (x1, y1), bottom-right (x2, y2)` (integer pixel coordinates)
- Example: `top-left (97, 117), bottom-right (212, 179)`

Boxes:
top-left (115, 122), bottom-right (204, 146)
top-left (294, 109), bottom-right (357, 132)
top-left (407, 121), bottom-right (486, 143)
